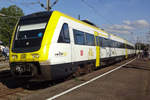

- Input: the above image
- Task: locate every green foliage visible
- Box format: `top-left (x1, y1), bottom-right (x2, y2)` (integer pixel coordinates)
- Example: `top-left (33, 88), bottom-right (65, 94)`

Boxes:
top-left (0, 5), bottom-right (24, 46)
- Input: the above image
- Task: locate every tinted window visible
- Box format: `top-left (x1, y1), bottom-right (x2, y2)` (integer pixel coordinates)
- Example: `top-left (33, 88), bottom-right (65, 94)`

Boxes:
top-left (16, 29), bottom-right (45, 40)
top-left (109, 40), bottom-right (113, 47)
top-left (127, 45), bottom-right (134, 49)
top-left (12, 12), bottom-right (52, 53)
top-left (73, 29), bottom-right (85, 45)
top-left (103, 38), bottom-right (109, 47)
top-left (99, 37), bottom-right (103, 47)
top-left (118, 42), bottom-right (122, 48)
top-left (122, 43), bottom-right (125, 48)
top-left (115, 41), bottom-right (120, 48)
top-left (96, 36), bottom-right (99, 46)
top-left (85, 33), bottom-right (95, 46)
top-left (112, 41), bottom-right (117, 48)
top-left (58, 23), bottom-right (70, 43)
top-left (109, 39), bottom-right (113, 47)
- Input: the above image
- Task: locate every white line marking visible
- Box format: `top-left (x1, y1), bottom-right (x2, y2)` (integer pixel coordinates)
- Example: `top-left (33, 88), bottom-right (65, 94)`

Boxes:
top-left (47, 58), bottom-right (136, 100)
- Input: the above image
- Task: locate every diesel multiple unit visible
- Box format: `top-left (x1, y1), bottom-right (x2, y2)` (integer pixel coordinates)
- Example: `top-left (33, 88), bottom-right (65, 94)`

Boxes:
top-left (9, 11), bottom-right (135, 81)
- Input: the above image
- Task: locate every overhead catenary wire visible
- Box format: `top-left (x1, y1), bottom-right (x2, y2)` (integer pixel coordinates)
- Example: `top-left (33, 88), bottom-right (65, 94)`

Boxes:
top-left (2, 0), bottom-right (111, 24)
top-left (1, 0), bottom-right (48, 11)
top-left (5, 0), bottom-right (59, 11)
top-left (0, 0), bottom-right (44, 13)
top-left (0, 0), bottom-right (59, 18)
top-left (81, 0), bottom-right (113, 25)
top-left (4, 0), bottom-right (41, 5)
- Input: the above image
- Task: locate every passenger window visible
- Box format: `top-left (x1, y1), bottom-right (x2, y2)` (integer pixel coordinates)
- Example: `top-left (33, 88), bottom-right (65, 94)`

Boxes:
top-left (117, 42), bottom-right (120, 48)
top-left (96, 36), bottom-right (99, 46)
top-left (85, 33), bottom-right (95, 46)
top-left (58, 23), bottom-right (70, 43)
top-left (73, 29), bottom-right (85, 45)
top-left (122, 43), bottom-right (125, 48)
top-left (99, 37), bottom-right (103, 47)
top-left (115, 41), bottom-right (118, 48)
top-left (120, 43), bottom-right (124, 48)
top-left (109, 40), bottom-right (112, 47)
top-left (103, 38), bottom-right (108, 47)
top-left (112, 41), bottom-right (117, 48)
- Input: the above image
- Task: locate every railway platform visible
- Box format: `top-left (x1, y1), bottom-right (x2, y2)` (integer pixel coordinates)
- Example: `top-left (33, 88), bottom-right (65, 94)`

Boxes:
top-left (0, 57), bottom-right (149, 100)
top-left (49, 58), bottom-right (150, 100)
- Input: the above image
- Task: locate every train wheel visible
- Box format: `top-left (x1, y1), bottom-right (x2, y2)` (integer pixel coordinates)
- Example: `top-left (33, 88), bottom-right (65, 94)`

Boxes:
top-left (85, 64), bottom-right (91, 73)
top-left (73, 66), bottom-right (81, 77)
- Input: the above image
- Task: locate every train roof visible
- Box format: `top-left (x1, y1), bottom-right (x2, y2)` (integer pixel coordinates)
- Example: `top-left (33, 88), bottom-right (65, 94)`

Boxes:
top-left (21, 11), bottom-right (134, 46)
top-left (53, 11), bottom-right (134, 46)
top-left (81, 20), bottom-right (98, 28)
top-left (21, 11), bottom-right (52, 20)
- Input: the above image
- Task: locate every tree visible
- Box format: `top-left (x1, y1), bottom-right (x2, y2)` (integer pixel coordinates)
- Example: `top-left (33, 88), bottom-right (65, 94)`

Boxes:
top-left (0, 5), bottom-right (24, 46)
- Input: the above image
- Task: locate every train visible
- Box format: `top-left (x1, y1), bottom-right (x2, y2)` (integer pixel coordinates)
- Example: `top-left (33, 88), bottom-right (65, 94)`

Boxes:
top-left (9, 11), bottom-right (136, 81)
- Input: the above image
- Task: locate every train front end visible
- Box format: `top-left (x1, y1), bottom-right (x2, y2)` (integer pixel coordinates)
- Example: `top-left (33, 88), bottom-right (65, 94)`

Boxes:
top-left (9, 11), bottom-right (54, 81)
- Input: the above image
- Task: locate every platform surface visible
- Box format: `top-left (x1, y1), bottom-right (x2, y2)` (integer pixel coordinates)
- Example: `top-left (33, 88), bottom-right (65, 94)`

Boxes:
top-left (49, 58), bottom-right (150, 100)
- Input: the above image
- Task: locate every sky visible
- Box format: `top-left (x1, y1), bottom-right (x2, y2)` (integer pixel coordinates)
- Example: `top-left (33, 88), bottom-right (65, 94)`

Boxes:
top-left (0, 0), bottom-right (150, 44)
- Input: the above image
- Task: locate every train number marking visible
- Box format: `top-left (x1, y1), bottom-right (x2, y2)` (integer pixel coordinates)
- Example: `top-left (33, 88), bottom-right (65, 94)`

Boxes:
top-left (55, 51), bottom-right (67, 57)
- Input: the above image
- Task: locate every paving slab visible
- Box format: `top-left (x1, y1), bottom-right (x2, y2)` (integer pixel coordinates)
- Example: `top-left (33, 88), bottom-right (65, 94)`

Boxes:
top-left (51, 58), bottom-right (150, 100)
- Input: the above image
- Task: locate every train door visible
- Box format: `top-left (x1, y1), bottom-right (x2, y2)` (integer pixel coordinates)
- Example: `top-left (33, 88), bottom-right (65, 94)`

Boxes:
top-left (55, 23), bottom-right (72, 64)
top-left (108, 34), bottom-right (112, 57)
top-left (125, 41), bottom-right (128, 59)
top-left (94, 32), bottom-right (100, 67)
top-left (49, 22), bottom-right (72, 79)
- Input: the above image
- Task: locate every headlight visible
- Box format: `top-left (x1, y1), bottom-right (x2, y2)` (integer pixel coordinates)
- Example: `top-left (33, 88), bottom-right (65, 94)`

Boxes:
top-left (12, 55), bottom-right (18, 59)
top-left (32, 54), bottom-right (40, 59)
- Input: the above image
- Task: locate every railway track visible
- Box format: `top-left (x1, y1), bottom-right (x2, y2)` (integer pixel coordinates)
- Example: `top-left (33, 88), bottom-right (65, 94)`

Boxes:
top-left (0, 75), bottom-right (43, 100)
top-left (0, 65), bottom-right (56, 100)
top-left (0, 64), bottom-right (35, 100)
